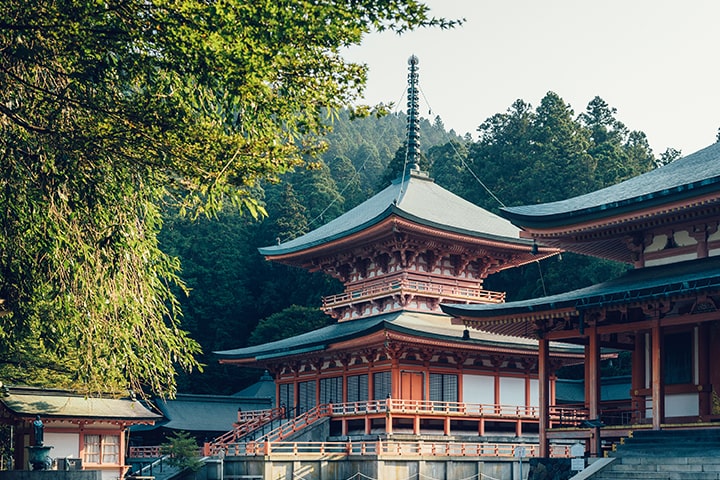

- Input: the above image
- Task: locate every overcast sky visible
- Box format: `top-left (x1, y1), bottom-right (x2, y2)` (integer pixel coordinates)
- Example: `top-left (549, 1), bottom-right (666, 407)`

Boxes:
top-left (343, 0), bottom-right (720, 157)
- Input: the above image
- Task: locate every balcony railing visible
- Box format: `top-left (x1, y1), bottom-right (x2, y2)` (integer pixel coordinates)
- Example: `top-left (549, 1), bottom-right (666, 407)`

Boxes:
top-left (322, 279), bottom-right (505, 310)
top-left (215, 440), bottom-right (572, 458)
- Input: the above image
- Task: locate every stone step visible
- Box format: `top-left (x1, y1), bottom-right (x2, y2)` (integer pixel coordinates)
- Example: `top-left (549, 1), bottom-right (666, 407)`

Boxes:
top-left (619, 456), bottom-right (720, 466)
top-left (593, 472), bottom-right (720, 480)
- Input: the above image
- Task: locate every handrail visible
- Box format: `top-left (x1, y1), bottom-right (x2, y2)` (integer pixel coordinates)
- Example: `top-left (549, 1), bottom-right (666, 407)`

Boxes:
top-left (210, 404), bottom-right (332, 456)
top-left (322, 278), bottom-right (505, 309)
top-left (203, 407), bottom-right (285, 456)
top-left (332, 399), bottom-right (542, 418)
top-left (220, 440), bottom-right (572, 458)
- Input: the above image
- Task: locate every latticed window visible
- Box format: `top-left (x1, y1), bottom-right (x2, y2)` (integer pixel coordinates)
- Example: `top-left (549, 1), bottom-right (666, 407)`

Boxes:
top-left (298, 380), bottom-right (316, 413)
top-left (429, 373), bottom-right (458, 402)
top-left (346, 374), bottom-right (368, 403)
top-left (84, 434), bottom-right (120, 464)
top-left (373, 371), bottom-right (391, 400)
top-left (320, 376), bottom-right (342, 404)
top-left (279, 383), bottom-right (295, 411)
top-left (84, 435), bottom-right (100, 464)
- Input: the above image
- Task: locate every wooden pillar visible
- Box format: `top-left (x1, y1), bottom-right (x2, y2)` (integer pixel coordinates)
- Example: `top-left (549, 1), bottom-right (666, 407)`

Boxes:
top-left (651, 319), bottom-right (664, 430)
top-left (538, 337), bottom-right (549, 457)
top-left (391, 358), bottom-right (400, 399)
top-left (587, 327), bottom-right (601, 420)
top-left (443, 416), bottom-right (451, 436)
top-left (587, 327), bottom-right (601, 456)
top-left (698, 324), bottom-right (711, 418)
top-left (631, 332), bottom-right (646, 422)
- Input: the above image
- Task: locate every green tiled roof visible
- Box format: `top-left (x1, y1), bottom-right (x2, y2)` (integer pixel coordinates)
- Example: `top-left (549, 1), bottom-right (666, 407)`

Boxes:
top-left (214, 310), bottom-right (580, 361)
top-left (1, 387), bottom-right (160, 421)
top-left (501, 142), bottom-right (720, 228)
top-left (259, 171), bottom-right (529, 257)
top-left (441, 256), bottom-right (720, 321)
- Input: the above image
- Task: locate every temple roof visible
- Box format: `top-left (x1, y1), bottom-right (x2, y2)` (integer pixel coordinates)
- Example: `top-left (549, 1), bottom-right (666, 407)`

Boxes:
top-left (149, 393), bottom-right (272, 433)
top-left (259, 170), bottom-right (534, 258)
top-left (0, 386), bottom-right (160, 422)
top-left (441, 256), bottom-right (720, 338)
top-left (501, 142), bottom-right (720, 229)
top-left (214, 310), bottom-right (581, 363)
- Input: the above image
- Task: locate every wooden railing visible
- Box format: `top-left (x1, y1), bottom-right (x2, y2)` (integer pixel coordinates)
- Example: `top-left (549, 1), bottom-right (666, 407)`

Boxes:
top-left (205, 404), bottom-right (332, 456)
top-left (202, 407), bottom-right (285, 456)
top-left (128, 445), bottom-right (162, 458)
top-left (322, 278), bottom-right (505, 309)
top-left (215, 440), bottom-right (572, 458)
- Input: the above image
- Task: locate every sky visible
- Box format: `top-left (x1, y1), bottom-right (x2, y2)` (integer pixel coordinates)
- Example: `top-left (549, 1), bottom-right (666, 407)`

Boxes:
top-left (343, 0), bottom-right (720, 156)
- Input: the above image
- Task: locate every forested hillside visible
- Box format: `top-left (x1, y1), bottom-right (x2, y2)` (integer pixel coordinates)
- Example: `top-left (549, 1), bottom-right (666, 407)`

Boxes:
top-left (160, 93), bottom-right (682, 394)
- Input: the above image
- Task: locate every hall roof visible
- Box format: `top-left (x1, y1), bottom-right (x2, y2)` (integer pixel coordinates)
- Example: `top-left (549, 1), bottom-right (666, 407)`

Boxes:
top-left (0, 386), bottom-right (159, 422)
top-left (441, 256), bottom-right (720, 339)
top-left (149, 393), bottom-right (272, 433)
top-left (214, 310), bottom-right (581, 364)
top-left (501, 141), bottom-right (720, 229)
top-left (259, 170), bottom-right (539, 259)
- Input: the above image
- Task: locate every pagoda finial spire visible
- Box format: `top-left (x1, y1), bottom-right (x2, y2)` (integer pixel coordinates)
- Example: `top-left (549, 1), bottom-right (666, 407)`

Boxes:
top-left (406, 55), bottom-right (421, 170)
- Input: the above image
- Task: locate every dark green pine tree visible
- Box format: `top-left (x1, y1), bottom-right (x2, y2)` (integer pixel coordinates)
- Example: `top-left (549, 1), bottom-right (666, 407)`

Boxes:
top-left (160, 208), bottom-right (264, 394)
top-left (427, 140), bottom-right (470, 195)
top-left (327, 155), bottom-right (364, 210)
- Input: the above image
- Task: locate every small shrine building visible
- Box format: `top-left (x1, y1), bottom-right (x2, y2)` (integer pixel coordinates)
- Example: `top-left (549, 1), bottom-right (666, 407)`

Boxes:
top-left (443, 141), bottom-right (720, 456)
top-left (0, 385), bottom-right (159, 479)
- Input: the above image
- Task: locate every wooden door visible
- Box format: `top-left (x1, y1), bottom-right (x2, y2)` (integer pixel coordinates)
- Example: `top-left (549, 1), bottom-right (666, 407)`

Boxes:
top-left (401, 371), bottom-right (424, 400)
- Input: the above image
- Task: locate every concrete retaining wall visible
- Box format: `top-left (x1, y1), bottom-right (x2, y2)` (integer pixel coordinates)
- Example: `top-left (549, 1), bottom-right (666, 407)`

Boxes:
top-left (218, 455), bottom-right (530, 480)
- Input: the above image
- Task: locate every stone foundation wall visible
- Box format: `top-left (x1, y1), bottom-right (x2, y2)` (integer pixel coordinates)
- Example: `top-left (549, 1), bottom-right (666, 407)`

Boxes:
top-left (218, 455), bottom-right (530, 480)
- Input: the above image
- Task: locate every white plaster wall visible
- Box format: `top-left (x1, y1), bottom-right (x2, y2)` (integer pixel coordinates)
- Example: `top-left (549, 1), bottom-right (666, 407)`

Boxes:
top-left (44, 432), bottom-right (79, 460)
top-left (499, 377), bottom-right (525, 406)
top-left (462, 374), bottom-right (494, 404)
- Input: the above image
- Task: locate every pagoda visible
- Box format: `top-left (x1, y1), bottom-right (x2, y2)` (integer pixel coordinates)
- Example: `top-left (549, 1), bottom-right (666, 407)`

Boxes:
top-left (210, 57), bottom-right (582, 468)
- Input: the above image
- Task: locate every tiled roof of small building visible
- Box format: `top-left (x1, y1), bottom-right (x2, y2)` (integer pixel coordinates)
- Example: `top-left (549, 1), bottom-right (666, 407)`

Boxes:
top-left (259, 170), bottom-right (530, 257)
top-left (151, 393), bottom-right (272, 433)
top-left (1, 386), bottom-right (160, 421)
top-left (214, 310), bottom-right (581, 362)
top-left (441, 256), bottom-right (720, 336)
top-left (501, 142), bottom-right (720, 228)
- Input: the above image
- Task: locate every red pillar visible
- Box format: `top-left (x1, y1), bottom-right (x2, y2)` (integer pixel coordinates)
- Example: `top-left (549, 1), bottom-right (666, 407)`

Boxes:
top-left (588, 327), bottom-right (601, 456)
top-left (538, 337), bottom-right (550, 457)
top-left (651, 319), bottom-right (664, 430)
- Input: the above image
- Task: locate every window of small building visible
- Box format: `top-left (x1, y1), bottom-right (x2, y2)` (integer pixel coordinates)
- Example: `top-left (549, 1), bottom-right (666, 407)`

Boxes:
top-left (320, 376), bottom-right (342, 404)
top-left (83, 434), bottom-right (120, 465)
top-left (429, 373), bottom-right (458, 402)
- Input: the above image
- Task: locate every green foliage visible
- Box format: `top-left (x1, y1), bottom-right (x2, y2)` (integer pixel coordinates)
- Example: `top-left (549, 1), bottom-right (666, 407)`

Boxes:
top-left (249, 306), bottom-right (335, 346)
top-left (160, 431), bottom-right (203, 473)
top-left (0, 0), bottom-right (455, 396)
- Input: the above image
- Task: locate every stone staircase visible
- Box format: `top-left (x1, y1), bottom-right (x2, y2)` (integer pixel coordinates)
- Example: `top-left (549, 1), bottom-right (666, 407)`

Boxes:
top-left (589, 429), bottom-right (720, 480)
